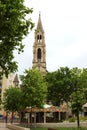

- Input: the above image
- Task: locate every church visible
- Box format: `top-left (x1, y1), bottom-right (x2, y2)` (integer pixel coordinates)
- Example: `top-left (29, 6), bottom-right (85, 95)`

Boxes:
top-left (23, 14), bottom-right (70, 123)
top-left (0, 14), bottom-right (69, 122)
top-left (32, 13), bottom-right (47, 74)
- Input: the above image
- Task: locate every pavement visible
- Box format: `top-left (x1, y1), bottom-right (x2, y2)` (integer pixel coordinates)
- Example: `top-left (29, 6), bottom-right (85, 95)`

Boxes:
top-left (0, 123), bottom-right (10, 130)
top-left (0, 122), bottom-right (87, 129)
top-left (35, 122), bottom-right (87, 128)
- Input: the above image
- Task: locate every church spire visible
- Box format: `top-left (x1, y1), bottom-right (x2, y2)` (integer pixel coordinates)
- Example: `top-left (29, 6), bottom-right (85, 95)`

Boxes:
top-left (37, 13), bottom-right (44, 32)
top-left (32, 13), bottom-right (46, 74)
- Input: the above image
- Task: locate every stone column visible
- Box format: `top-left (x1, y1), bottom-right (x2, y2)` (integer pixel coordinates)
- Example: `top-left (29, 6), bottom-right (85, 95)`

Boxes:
top-left (34, 112), bottom-right (36, 127)
top-left (27, 113), bottom-right (30, 127)
top-left (44, 112), bottom-right (46, 123)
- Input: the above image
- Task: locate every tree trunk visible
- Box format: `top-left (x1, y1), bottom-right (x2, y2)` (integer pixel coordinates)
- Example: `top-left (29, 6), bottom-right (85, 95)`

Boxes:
top-left (76, 110), bottom-right (80, 128)
top-left (11, 112), bottom-right (14, 124)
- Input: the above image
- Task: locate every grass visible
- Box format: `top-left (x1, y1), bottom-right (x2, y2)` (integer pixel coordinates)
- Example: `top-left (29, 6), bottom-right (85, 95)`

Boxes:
top-left (31, 127), bottom-right (87, 130)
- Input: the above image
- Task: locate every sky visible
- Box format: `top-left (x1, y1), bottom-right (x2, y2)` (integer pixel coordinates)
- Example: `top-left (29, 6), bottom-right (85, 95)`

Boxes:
top-left (15, 0), bottom-right (87, 74)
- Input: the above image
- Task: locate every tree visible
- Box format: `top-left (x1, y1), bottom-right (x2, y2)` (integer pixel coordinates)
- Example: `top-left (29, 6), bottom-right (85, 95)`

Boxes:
top-left (80, 68), bottom-right (87, 101)
top-left (45, 67), bottom-right (72, 106)
top-left (45, 67), bottom-right (87, 126)
top-left (70, 67), bottom-right (85, 128)
top-left (0, 0), bottom-right (34, 77)
top-left (71, 89), bottom-right (84, 127)
top-left (20, 69), bottom-right (47, 108)
top-left (3, 87), bottom-right (23, 123)
top-left (20, 69), bottom-right (47, 125)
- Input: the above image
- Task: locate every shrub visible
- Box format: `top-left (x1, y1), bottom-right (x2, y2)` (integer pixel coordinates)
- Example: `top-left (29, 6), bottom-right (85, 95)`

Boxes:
top-left (68, 117), bottom-right (75, 122)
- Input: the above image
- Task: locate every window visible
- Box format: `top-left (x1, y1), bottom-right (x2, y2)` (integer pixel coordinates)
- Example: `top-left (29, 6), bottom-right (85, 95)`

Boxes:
top-left (37, 35), bottom-right (39, 41)
top-left (37, 48), bottom-right (41, 59)
top-left (40, 35), bottom-right (42, 40)
top-left (37, 35), bottom-right (42, 43)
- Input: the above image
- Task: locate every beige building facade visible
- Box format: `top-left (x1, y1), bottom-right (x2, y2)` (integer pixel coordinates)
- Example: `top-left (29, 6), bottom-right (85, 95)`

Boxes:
top-left (0, 73), bottom-right (19, 116)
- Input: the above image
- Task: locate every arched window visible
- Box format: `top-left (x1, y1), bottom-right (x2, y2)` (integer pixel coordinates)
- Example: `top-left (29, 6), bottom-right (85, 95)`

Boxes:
top-left (37, 48), bottom-right (41, 59)
top-left (37, 35), bottom-right (39, 40)
top-left (40, 35), bottom-right (42, 39)
top-left (40, 35), bottom-right (42, 42)
top-left (37, 35), bottom-right (42, 43)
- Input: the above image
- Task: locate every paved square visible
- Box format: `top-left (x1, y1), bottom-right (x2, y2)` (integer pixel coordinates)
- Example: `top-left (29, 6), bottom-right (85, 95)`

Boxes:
top-left (0, 123), bottom-right (10, 130)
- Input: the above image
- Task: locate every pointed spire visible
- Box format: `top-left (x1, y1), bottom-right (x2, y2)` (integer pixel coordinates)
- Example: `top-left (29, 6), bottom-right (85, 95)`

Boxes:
top-left (13, 74), bottom-right (19, 86)
top-left (37, 12), bottom-right (44, 32)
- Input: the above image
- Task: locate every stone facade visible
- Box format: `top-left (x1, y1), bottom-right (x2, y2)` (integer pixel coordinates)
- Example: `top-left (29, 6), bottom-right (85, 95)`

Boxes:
top-left (32, 14), bottom-right (46, 74)
top-left (0, 73), bottom-right (19, 116)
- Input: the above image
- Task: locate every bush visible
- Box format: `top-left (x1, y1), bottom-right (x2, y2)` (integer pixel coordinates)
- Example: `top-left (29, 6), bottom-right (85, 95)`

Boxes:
top-left (68, 117), bottom-right (75, 122)
top-left (80, 116), bottom-right (87, 121)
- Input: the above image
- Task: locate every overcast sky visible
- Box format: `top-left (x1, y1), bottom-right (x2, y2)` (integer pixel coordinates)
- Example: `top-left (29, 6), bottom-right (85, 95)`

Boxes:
top-left (15, 0), bottom-right (87, 74)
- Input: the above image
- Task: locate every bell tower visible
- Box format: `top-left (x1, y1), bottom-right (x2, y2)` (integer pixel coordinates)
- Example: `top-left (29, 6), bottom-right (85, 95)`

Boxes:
top-left (32, 14), bottom-right (46, 73)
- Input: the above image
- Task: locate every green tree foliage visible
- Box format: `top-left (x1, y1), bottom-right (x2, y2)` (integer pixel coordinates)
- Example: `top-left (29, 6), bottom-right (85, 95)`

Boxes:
top-left (20, 69), bottom-right (47, 108)
top-left (70, 67), bottom-right (81, 88)
top-left (71, 89), bottom-right (84, 128)
top-left (45, 67), bottom-right (72, 106)
top-left (46, 67), bottom-right (87, 127)
top-left (80, 68), bottom-right (87, 101)
top-left (0, 0), bottom-right (34, 77)
top-left (80, 68), bottom-right (87, 88)
top-left (3, 87), bottom-right (23, 123)
top-left (71, 91), bottom-right (84, 114)
top-left (70, 68), bottom-right (85, 110)
top-left (3, 87), bottom-right (23, 112)
top-left (70, 68), bottom-right (85, 128)
top-left (46, 67), bottom-right (87, 106)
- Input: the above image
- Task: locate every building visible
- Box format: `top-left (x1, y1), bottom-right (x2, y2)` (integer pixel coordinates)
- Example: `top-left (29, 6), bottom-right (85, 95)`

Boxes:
top-left (0, 73), bottom-right (19, 117)
top-left (32, 13), bottom-right (46, 74)
top-left (23, 104), bottom-right (68, 123)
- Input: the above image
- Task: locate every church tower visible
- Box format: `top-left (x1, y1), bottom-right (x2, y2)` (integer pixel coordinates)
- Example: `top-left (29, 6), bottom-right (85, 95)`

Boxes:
top-left (32, 14), bottom-right (46, 73)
